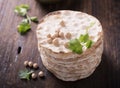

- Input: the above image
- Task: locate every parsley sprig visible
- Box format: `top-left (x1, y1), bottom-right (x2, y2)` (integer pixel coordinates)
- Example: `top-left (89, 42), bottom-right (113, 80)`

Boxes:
top-left (68, 34), bottom-right (92, 54)
top-left (68, 22), bottom-right (95, 54)
top-left (79, 34), bottom-right (93, 48)
top-left (14, 4), bottom-right (38, 35)
top-left (19, 69), bottom-right (33, 80)
top-left (14, 4), bottom-right (29, 16)
top-left (17, 22), bottom-right (31, 35)
top-left (30, 17), bottom-right (38, 23)
top-left (68, 39), bottom-right (83, 54)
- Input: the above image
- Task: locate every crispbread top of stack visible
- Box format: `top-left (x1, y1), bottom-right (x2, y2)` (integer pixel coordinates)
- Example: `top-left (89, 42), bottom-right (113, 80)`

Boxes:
top-left (36, 10), bottom-right (102, 54)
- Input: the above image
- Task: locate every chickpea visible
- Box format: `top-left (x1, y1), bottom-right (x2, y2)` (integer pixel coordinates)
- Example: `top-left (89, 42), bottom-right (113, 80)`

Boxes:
top-left (65, 32), bottom-right (72, 39)
top-left (33, 63), bottom-right (38, 69)
top-left (47, 34), bottom-right (51, 38)
top-left (52, 38), bottom-right (59, 46)
top-left (51, 34), bottom-right (56, 39)
top-left (38, 71), bottom-right (44, 77)
top-left (28, 61), bottom-right (33, 67)
top-left (47, 38), bottom-right (52, 44)
top-left (52, 30), bottom-right (60, 39)
top-left (54, 33), bottom-right (59, 37)
top-left (60, 21), bottom-right (65, 27)
top-left (59, 32), bottom-right (64, 39)
top-left (31, 73), bottom-right (37, 79)
top-left (24, 60), bottom-right (28, 66)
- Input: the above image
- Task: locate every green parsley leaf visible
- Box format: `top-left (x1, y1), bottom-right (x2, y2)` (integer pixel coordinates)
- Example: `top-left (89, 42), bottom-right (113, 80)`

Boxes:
top-left (14, 4), bottom-right (29, 16)
top-left (21, 19), bottom-right (29, 24)
top-left (30, 17), bottom-right (38, 23)
top-left (19, 69), bottom-right (33, 80)
top-left (86, 40), bottom-right (93, 48)
top-left (79, 33), bottom-right (89, 43)
top-left (68, 39), bottom-right (83, 54)
top-left (67, 22), bottom-right (95, 54)
top-left (17, 22), bottom-right (31, 35)
top-left (79, 33), bottom-right (93, 49)
top-left (68, 33), bottom-right (93, 54)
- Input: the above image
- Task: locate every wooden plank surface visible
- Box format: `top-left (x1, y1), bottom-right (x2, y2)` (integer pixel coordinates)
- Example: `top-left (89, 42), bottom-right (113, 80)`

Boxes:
top-left (0, 0), bottom-right (120, 88)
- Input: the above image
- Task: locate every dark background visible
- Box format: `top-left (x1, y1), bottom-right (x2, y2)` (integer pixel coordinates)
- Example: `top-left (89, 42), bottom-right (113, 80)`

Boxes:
top-left (0, 0), bottom-right (120, 88)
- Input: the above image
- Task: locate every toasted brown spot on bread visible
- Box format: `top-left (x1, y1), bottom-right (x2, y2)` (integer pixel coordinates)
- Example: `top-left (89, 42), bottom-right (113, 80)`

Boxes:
top-left (60, 20), bottom-right (66, 27)
top-left (64, 42), bottom-right (69, 48)
top-left (90, 36), bottom-right (94, 40)
top-left (55, 29), bottom-right (60, 34)
top-left (47, 34), bottom-right (51, 38)
top-left (55, 15), bottom-right (61, 19)
top-left (48, 11), bottom-right (61, 16)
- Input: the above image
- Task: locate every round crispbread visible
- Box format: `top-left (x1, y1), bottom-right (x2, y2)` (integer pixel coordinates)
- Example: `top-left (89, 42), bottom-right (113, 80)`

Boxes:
top-left (36, 10), bottom-right (103, 81)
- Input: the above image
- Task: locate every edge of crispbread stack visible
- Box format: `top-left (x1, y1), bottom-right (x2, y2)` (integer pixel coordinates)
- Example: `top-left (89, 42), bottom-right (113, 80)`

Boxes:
top-left (36, 10), bottom-right (103, 81)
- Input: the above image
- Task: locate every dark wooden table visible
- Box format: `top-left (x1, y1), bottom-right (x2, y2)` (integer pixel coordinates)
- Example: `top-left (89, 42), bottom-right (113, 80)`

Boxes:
top-left (0, 0), bottom-right (120, 88)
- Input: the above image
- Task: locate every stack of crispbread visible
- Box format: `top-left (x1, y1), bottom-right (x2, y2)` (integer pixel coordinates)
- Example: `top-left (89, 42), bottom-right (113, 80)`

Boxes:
top-left (36, 10), bottom-right (103, 81)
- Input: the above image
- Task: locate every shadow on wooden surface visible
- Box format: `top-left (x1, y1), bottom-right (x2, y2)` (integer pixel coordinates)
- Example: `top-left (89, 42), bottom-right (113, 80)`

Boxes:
top-left (36, 0), bottom-right (81, 13)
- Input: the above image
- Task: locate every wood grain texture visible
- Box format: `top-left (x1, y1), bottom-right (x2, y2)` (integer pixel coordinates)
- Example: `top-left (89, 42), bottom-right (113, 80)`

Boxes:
top-left (0, 0), bottom-right (120, 88)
